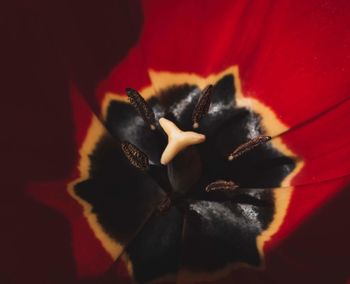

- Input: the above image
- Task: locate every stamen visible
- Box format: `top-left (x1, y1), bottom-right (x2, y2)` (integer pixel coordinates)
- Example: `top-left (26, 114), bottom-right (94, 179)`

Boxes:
top-left (157, 196), bottom-right (171, 214)
top-left (121, 141), bottom-right (149, 170)
top-left (228, 135), bottom-right (271, 161)
top-left (205, 180), bottom-right (239, 192)
top-left (126, 88), bottom-right (156, 130)
top-left (192, 85), bottom-right (213, 129)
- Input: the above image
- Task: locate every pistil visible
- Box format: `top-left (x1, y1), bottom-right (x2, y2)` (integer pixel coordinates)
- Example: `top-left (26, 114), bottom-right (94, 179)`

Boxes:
top-left (159, 117), bottom-right (205, 165)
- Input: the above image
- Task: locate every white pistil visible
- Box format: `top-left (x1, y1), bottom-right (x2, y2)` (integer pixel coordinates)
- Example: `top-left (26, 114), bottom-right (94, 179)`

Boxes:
top-left (159, 118), bottom-right (206, 165)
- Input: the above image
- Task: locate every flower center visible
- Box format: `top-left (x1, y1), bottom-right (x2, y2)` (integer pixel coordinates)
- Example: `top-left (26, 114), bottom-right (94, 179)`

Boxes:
top-left (121, 87), bottom-right (272, 214)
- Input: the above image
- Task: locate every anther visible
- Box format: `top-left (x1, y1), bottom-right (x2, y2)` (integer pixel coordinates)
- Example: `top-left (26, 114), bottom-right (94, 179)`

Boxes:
top-left (157, 197), bottom-right (172, 214)
top-left (205, 180), bottom-right (239, 192)
top-left (192, 85), bottom-right (213, 129)
top-left (126, 88), bottom-right (156, 130)
top-left (228, 135), bottom-right (271, 161)
top-left (121, 141), bottom-right (149, 170)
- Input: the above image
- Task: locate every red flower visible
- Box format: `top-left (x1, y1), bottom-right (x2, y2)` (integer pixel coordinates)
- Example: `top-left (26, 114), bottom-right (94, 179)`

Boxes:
top-left (4, 0), bottom-right (350, 283)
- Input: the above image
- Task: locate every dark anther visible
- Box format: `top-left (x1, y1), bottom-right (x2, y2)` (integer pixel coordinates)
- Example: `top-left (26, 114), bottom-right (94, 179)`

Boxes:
top-left (205, 180), bottom-right (239, 192)
top-left (192, 85), bottom-right (213, 128)
top-left (157, 196), bottom-right (172, 214)
top-left (228, 135), bottom-right (271, 161)
top-left (126, 88), bottom-right (156, 130)
top-left (121, 141), bottom-right (149, 170)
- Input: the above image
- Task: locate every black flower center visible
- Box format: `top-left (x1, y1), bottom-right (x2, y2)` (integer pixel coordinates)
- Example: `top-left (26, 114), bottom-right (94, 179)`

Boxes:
top-left (74, 72), bottom-right (296, 283)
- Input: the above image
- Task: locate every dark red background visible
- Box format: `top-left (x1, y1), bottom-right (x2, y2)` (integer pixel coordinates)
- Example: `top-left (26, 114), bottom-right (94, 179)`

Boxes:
top-left (2, 1), bottom-right (141, 283)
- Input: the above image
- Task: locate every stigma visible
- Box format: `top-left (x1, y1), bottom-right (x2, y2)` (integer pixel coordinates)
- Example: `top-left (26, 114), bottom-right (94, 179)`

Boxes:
top-left (159, 117), bottom-right (206, 165)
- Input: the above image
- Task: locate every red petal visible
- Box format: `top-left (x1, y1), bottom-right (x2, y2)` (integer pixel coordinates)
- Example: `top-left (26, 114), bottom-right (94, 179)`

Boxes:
top-left (139, 0), bottom-right (350, 133)
top-left (280, 98), bottom-right (350, 186)
top-left (97, 1), bottom-right (348, 120)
